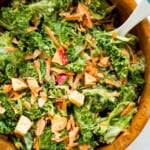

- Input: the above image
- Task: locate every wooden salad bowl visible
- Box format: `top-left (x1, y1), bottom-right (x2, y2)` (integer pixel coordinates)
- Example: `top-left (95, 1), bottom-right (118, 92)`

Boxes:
top-left (0, 0), bottom-right (150, 150)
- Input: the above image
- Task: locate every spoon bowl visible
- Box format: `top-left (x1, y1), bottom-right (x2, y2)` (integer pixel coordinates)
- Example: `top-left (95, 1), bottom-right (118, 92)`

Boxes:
top-left (112, 0), bottom-right (150, 36)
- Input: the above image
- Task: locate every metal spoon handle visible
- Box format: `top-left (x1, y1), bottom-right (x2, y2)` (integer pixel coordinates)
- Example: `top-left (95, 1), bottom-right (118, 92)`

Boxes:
top-left (115, 0), bottom-right (150, 36)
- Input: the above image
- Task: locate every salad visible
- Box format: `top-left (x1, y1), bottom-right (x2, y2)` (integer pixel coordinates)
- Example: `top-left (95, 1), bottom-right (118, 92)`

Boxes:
top-left (0, 0), bottom-right (145, 150)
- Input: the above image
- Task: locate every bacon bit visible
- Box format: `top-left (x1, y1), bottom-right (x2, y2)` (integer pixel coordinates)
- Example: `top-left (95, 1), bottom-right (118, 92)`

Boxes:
top-left (58, 47), bottom-right (68, 65)
top-left (12, 37), bottom-right (19, 45)
top-left (99, 57), bottom-right (110, 67)
top-left (45, 57), bottom-right (51, 82)
top-left (4, 47), bottom-right (17, 52)
top-left (35, 117), bottom-right (46, 137)
top-left (0, 105), bottom-right (6, 114)
top-left (72, 73), bottom-right (83, 90)
top-left (45, 26), bottom-right (61, 47)
top-left (85, 60), bottom-right (98, 77)
top-left (2, 84), bottom-right (12, 93)
top-left (55, 98), bottom-right (67, 111)
top-left (79, 145), bottom-right (90, 150)
top-left (51, 115), bottom-right (67, 133)
top-left (38, 91), bottom-right (47, 108)
top-left (105, 79), bottom-right (120, 88)
top-left (9, 91), bottom-right (26, 100)
top-left (121, 103), bottom-right (135, 117)
top-left (55, 74), bottom-right (68, 85)
top-left (27, 26), bottom-right (37, 32)
top-left (26, 77), bottom-right (41, 97)
top-left (33, 60), bottom-right (43, 84)
top-left (33, 137), bottom-right (40, 150)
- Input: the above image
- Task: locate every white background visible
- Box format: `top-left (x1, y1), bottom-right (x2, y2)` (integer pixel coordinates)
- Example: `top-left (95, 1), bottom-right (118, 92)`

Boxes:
top-left (127, 0), bottom-right (150, 150)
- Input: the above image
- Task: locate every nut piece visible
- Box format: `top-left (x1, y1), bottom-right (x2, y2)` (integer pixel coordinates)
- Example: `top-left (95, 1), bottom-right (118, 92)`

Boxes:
top-left (84, 72), bottom-right (96, 86)
top-left (52, 51), bottom-right (63, 65)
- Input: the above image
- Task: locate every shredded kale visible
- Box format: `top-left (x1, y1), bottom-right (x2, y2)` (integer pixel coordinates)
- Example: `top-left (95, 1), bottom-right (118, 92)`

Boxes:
top-left (0, 0), bottom-right (145, 149)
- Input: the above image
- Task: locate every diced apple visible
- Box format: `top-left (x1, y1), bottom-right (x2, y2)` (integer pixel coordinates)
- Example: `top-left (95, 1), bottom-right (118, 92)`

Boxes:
top-left (68, 90), bottom-right (85, 107)
top-left (14, 115), bottom-right (32, 136)
top-left (12, 78), bottom-right (28, 91)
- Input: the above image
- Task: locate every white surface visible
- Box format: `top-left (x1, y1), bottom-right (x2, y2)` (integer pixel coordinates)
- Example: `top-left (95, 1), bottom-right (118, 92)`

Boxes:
top-left (127, 0), bottom-right (150, 150)
top-left (127, 120), bottom-right (150, 150)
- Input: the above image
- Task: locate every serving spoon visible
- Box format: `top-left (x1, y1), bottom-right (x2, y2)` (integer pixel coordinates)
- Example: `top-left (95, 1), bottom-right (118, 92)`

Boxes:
top-left (113, 0), bottom-right (150, 36)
